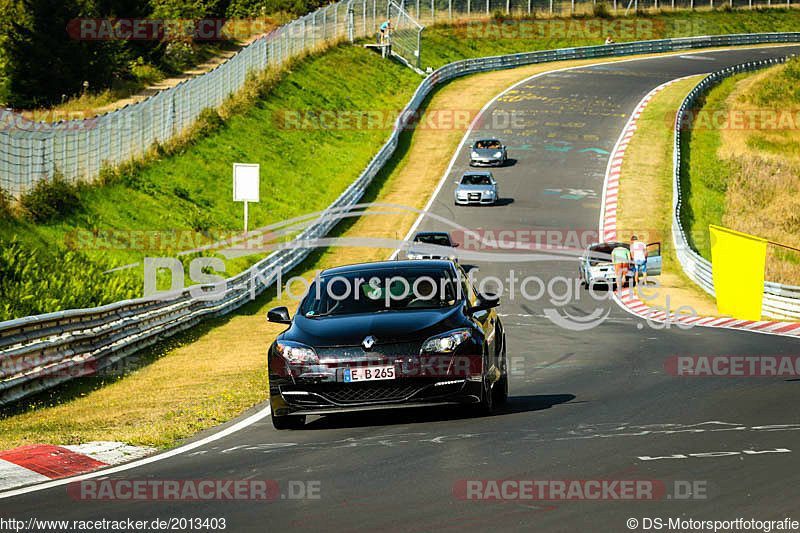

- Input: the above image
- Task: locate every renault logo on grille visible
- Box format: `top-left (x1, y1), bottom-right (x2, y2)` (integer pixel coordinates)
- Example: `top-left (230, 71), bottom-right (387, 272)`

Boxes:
top-left (362, 336), bottom-right (377, 350)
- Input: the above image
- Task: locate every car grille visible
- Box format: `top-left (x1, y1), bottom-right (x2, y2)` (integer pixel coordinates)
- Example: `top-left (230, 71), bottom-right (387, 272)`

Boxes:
top-left (313, 383), bottom-right (423, 404)
top-left (316, 342), bottom-right (422, 358)
top-left (468, 193), bottom-right (481, 201)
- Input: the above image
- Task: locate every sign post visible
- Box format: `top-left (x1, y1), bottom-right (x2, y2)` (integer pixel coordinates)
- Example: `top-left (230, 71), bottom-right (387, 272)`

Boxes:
top-left (233, 163), bottom-right (260, 233)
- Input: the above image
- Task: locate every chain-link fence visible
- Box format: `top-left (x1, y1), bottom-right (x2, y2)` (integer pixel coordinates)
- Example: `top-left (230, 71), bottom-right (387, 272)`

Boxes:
top-left (388, 0), bottom-right (425, 68)
top-left (0, 0), bottom-right (797, 198)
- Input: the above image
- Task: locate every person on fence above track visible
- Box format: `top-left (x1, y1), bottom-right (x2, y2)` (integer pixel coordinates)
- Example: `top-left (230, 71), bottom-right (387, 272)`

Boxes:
top-left (631, 235), bottom-right (648, 287)
top-left (379, 19), bottom-right (393, 45)
top-left (605, 35), bottom-right (615, 45)
top-left (612, 243), bottom-right (631, 294)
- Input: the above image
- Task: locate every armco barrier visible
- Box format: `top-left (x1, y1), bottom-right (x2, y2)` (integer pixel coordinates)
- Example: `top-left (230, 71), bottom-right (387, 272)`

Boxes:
top-left (671, 57), bottom-right (800, 320)
top-left (3, 35), bottom-right (800, 405)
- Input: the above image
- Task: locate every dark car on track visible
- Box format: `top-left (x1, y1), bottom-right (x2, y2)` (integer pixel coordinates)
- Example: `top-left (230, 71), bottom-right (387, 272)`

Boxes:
top-left (266, 260), bottom-right (508, 429)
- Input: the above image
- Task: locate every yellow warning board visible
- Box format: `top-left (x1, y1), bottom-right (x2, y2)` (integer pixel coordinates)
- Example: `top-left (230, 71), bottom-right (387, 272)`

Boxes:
top-left (709, 225), bottom-right (767, 321)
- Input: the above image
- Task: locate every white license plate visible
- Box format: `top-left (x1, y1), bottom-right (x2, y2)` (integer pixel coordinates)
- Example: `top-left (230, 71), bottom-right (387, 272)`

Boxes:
top-left (344, 365), bottom-right (395, 382)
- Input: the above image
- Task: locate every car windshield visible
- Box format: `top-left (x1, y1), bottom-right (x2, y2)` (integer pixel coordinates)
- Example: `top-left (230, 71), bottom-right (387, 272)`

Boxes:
top-left (461, 174), bottom-right (491, 185)
top-left (475, 140), bottom-right (501, 149)
top-left (587, 243), bottom-right (629, 265)
top-left (414, 234), bottom-right (451, 247)
top-left (300, 268), bottom-right (459, 317)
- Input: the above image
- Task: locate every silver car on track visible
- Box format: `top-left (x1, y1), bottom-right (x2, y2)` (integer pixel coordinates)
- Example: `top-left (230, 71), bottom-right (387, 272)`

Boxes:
top-left (454, 171), bottom-right (498, 206)
top-left (469, 138), bottom-right (507, 167)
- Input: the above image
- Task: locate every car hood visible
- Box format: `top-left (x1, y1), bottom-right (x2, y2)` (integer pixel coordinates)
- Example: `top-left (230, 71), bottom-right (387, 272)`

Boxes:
top-left (407, 244), bottom-right (452, 256)
top-left (456, 184), bottom-right (494, 192)
top-left (472, 148), bottom-right (502, 157)
top-left (283, 305), bottom-right (465, 347)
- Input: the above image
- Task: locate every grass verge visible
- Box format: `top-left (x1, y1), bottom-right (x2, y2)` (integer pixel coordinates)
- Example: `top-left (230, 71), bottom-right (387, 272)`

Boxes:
top-left (616, 75), bottom-right (719, 316)
top-left (681, 58), bottom-right (800, 285)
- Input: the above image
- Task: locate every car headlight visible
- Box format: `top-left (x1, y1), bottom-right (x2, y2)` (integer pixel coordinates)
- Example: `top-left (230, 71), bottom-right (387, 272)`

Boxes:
top-left (456, 191), bottom-right (467, 198)
top-left (483, 190), bottom-right (495, 196)
top-left (421, 328), bottom-right (472, 354)
top-left (276, 341), bottom-right (319, 364)
top-left (471, 151), bottom-right (479, 158)
top-left (493, 151), bottom-right (502, 158)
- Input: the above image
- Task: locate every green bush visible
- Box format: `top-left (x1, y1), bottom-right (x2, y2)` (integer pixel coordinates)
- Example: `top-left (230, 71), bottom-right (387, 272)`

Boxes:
top-left (0, 187), bottom-right (12, 218)
top-left (0, 237), bottom-right (139, 322)
top-left (593, 2), bottom-right (612, 18)
top-left (19, 173), bottom-right (82, 223)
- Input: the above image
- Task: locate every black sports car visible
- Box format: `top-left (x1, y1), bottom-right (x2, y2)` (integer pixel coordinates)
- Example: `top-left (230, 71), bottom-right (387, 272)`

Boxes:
top-left (267, 260), bottom-right (508, 430)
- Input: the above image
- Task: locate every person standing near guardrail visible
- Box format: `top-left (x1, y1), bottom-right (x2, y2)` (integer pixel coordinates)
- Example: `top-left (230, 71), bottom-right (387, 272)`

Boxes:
top-left (612, 243), bottom-right (631, 294)
top-left (379, 19), bottom-right (393, 45)
top-left (631, 235), bottom-right (647, 287)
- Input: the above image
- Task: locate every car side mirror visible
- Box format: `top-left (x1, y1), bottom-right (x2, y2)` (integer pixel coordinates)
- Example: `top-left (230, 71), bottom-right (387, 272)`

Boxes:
top-left (468, 293), bottom-right (500, 314)
top-left (452, 242), bottom-right (460, 247)
top-left (267, 306), bottom-right (291, 324)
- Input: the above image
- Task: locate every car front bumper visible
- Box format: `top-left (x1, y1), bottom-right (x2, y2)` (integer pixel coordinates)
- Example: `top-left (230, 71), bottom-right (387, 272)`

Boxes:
top-left (455, 195), bottom-right (496, 205)
top-left (470, 158), bottom-right (503, 166)
top-left (269, 378), bottom-right (483, 416)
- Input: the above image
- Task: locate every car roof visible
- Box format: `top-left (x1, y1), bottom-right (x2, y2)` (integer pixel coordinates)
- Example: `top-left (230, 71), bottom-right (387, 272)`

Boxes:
top-left (588, 241), bottom-right (629, 250)
top-left (460, 170), bottom-right (493, 177)
top-left (413, 231), bottom-right (450, 238)
top-left (473, 138), bottom-right (500, 143)
top-left (320, 260), bottom-right (456, 276)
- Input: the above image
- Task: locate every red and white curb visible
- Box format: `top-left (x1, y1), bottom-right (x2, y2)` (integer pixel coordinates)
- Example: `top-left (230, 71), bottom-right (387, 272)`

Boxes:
top-left (599, 76), bottom-right (800, 338)
top-left (0, 442), bottom-right (156, 491)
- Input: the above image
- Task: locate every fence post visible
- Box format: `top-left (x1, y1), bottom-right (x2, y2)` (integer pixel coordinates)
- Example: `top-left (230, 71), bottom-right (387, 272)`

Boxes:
top-left (348, 1), bottom-right (355, 42)
top-left (363, 0), bottom-right (367, 36)
top-left (506, 0), bottom-right (510, 13)
top-left (486, 0), bottom-right (489, 15)
top-left (550, 0), bottom-right (554, 15)
top-left (302, 19), bottom-right (306, 50)
top-left (323, 8), bottom-right (327, 41)
top-left (467, 0), bottom-right (471, 16)
top-left (527, 0), bottom-right (531, 13)
top-left (449, 0), bottom-right (452, 19)
top-left (431, 0), bottom-right (434, 24)
top-left (417, 27), bottom-right (423, 68)
top-left (571, 0), bottom-right (575, 13)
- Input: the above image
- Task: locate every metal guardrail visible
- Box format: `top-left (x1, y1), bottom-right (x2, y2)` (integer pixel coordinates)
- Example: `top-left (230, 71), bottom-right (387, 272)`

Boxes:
top-left (671, 57), bottom-right (800, 320)
top-left (3, 34), bottom-right (800, 405)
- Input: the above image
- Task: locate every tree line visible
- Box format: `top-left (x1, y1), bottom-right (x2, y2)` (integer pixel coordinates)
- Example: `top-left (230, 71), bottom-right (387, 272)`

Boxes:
top-left (0, 0), bottom-right (324, 108)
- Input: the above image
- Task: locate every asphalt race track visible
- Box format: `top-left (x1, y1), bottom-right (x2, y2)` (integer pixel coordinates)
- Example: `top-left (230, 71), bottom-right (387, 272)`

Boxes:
top-left (4, 46), bottom-right (800, 531)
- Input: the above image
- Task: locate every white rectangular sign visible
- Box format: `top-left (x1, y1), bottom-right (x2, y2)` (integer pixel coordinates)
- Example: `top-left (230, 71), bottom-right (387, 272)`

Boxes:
top-left (233, 163), bottom-right (260, 202)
